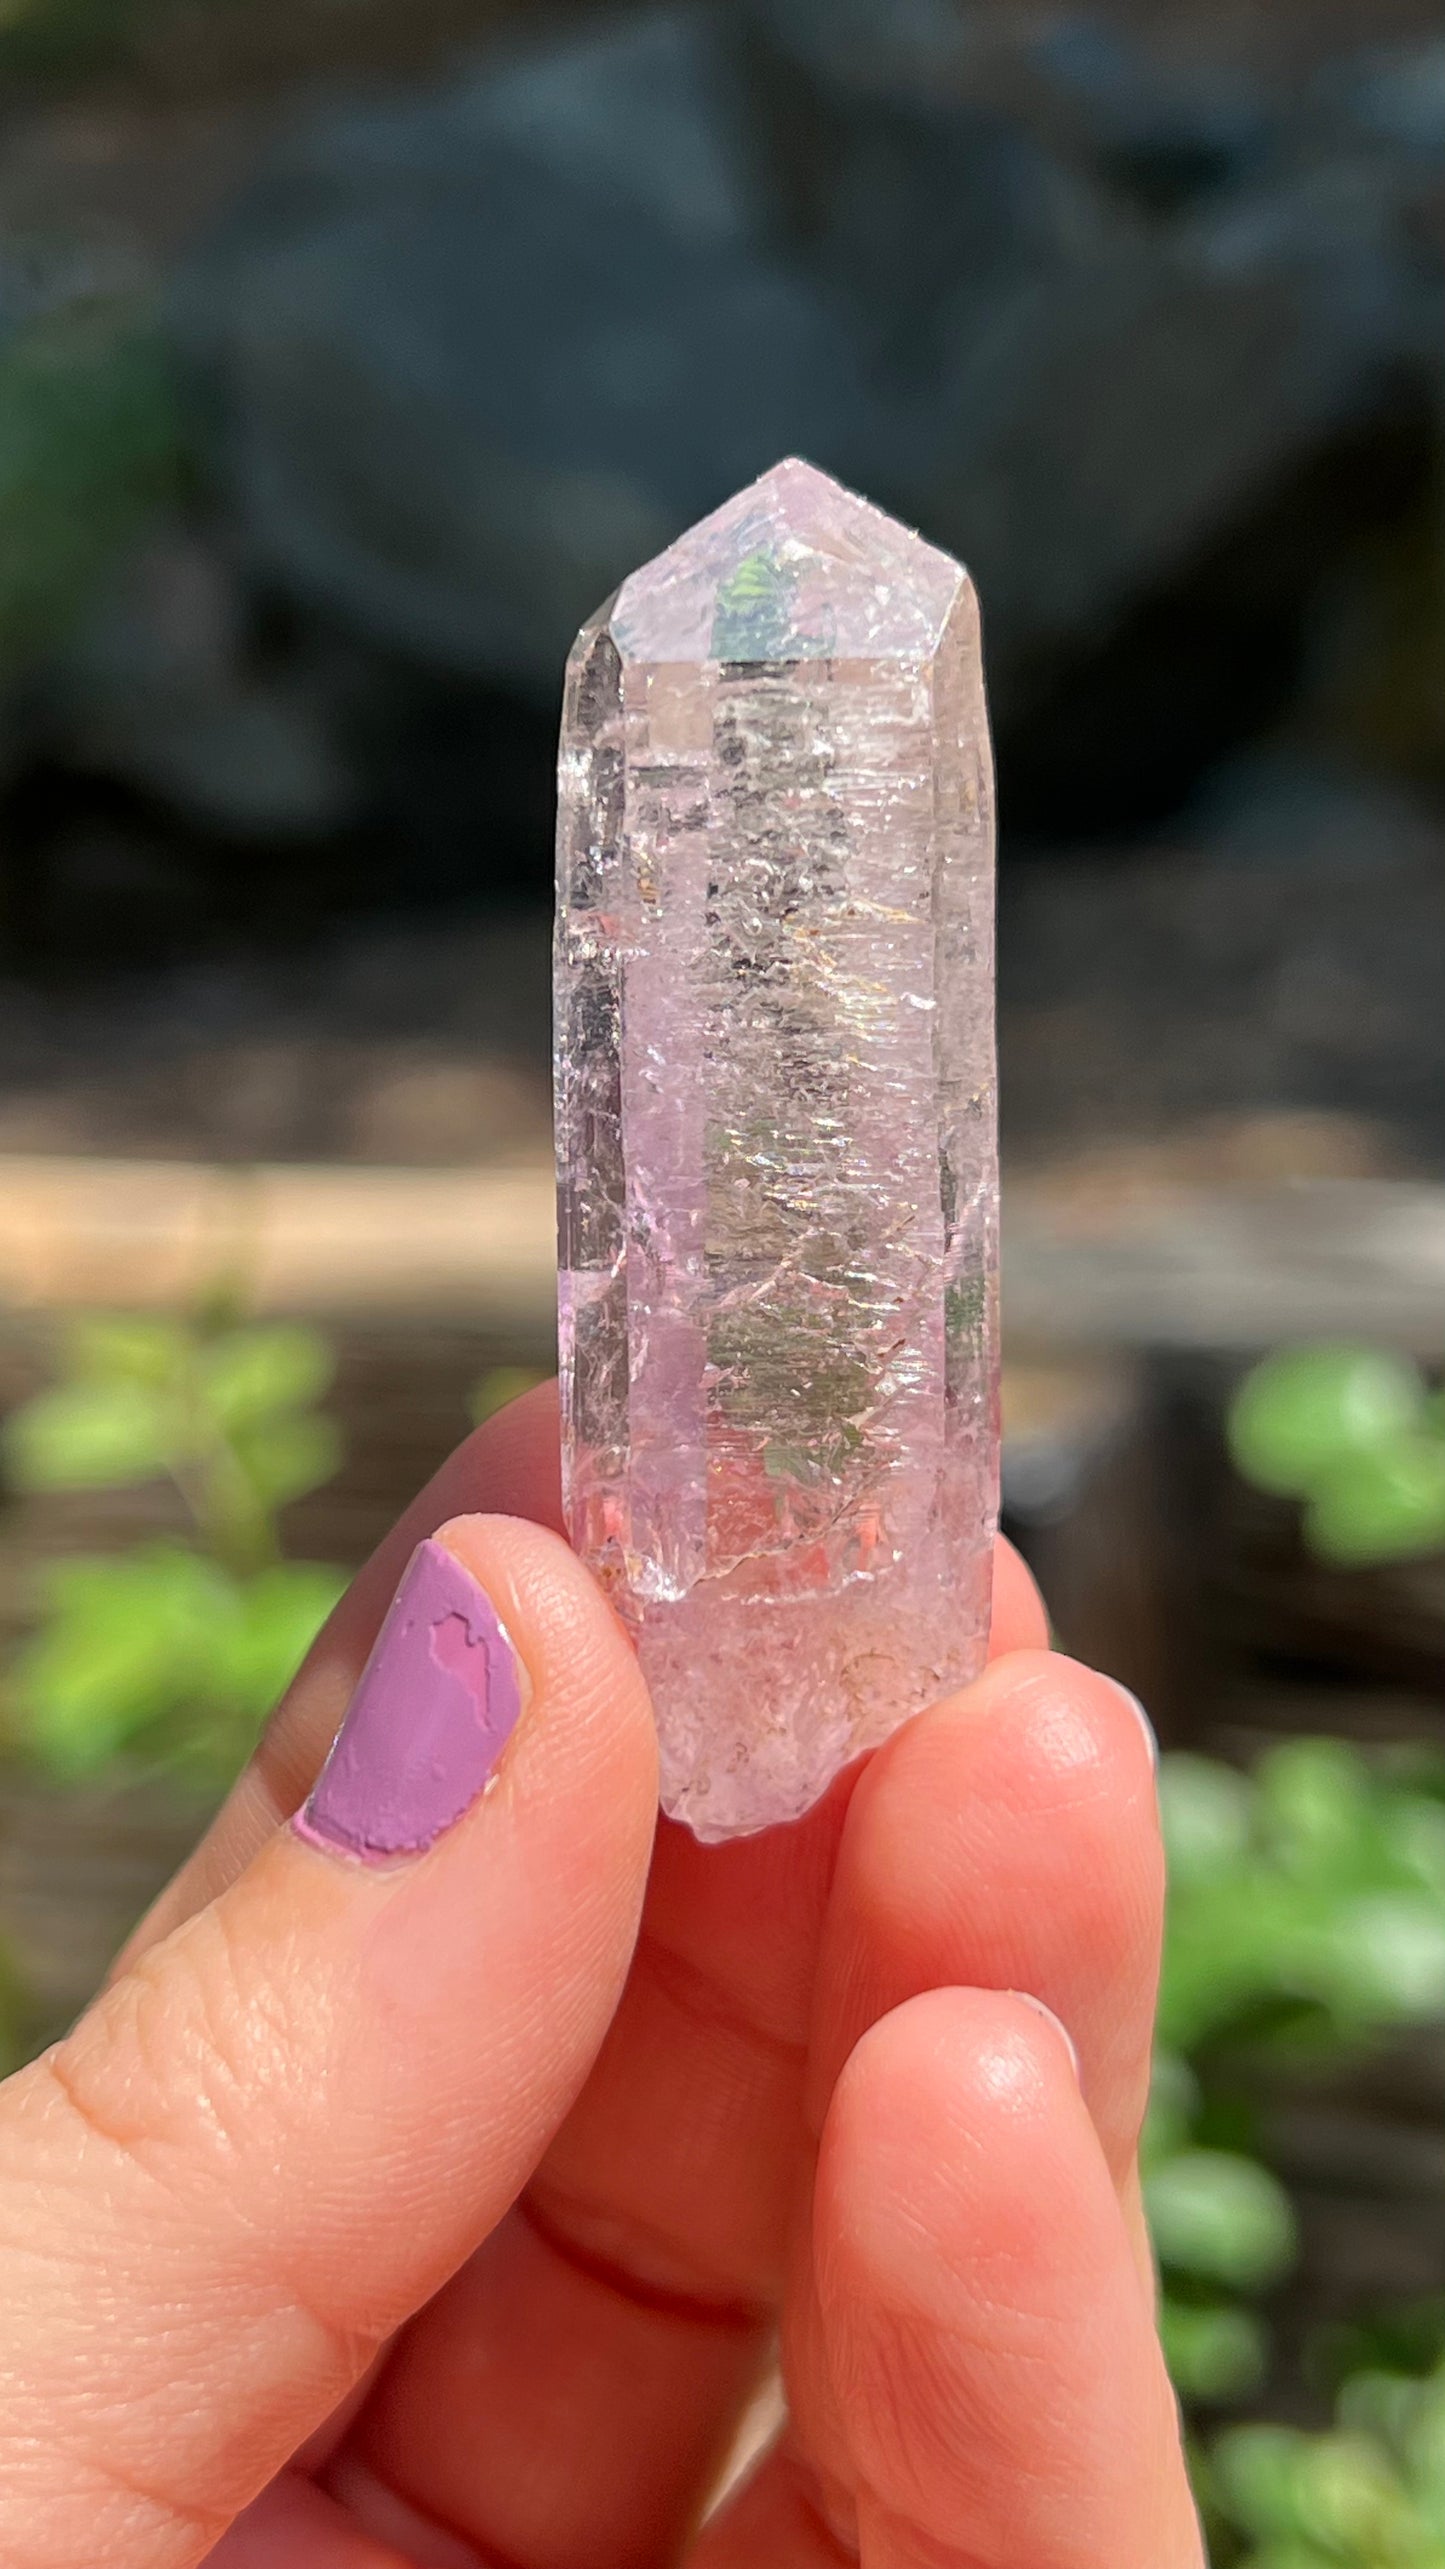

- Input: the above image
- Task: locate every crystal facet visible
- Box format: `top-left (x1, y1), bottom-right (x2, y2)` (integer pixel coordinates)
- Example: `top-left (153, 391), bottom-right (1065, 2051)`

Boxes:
top-left (555, 457), bottom-right (998, 1841)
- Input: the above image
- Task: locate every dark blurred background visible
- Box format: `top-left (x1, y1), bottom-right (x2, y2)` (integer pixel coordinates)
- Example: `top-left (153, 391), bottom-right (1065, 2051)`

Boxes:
top-left (2, 0), bottom-right (1445, 1178)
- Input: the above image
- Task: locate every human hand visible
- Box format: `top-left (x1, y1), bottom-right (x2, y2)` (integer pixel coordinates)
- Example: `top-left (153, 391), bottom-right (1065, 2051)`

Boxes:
top-left (0, 1382), bottom-right (1203, 2567)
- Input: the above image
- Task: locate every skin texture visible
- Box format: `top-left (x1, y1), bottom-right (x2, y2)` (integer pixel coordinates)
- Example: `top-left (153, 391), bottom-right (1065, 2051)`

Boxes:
top-left (0, 1384), bottom-right (1203, 2568)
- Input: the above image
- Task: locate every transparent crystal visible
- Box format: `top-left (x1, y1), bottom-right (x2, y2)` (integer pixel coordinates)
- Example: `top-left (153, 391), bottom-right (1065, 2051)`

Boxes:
top-left (555, 457), bottom-right (998, 1840)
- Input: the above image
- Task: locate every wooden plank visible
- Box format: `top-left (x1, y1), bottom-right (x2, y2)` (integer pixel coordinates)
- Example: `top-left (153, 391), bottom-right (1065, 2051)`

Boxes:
top-left (7, 1154), bottom-right (1445, 1347)
top-left (1005, 1176), bottom-right (1445, 1354)
top-left (0, 1155), bottom-right (557, 1325)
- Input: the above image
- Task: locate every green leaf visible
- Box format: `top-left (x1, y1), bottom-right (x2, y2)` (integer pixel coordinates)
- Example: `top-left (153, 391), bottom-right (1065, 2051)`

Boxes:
top-left (1388, 1800), bottom-right (1445, 1897)
top-left (1406, 2380), bottom-right (1445, 2518)
top-left (66, 1314), bottom-right (189, 1386)
top-left (228, 1413), bottom-right (344, 1511)
top-left (1320, 1895), bottom-right (1445, 2022)
top-left (201, 1326), bottom-right (336, 1431)
top-left (1257, 1740), bottom-right (1373, 1881)
top-left (1229, 1346), bottom-right (1423, 1500)
top-left (1161, 2297), bottom-right (1269, 2404)
top-left (6, 1546), bottom-right (229, 1776)
top-left (210, 1563), bottom-right (348, 1721)
top-left (1146, 2149), bottom-right (1297, 2292)
top-left (2, 1377), bottom-right (173, 1490)
top-left (1339, 2369), bottom-right (1431, 2461)
top-left (1159, 1754), bottom-right (1254, 1884)
top-left (1291, 2433), bottom-right (1417, 2556)
top-left (1211, 2362), bottom-right (1445, 2565)
top-left (1212, 2426), bottom-right (1318, 2539)
top-left (1305, 1440), bottom-right (1445, 1567)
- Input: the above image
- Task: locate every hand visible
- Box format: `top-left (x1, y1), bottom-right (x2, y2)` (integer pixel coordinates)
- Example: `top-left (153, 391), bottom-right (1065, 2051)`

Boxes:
top-left (0, 1383), bottom-right (1202, 2568)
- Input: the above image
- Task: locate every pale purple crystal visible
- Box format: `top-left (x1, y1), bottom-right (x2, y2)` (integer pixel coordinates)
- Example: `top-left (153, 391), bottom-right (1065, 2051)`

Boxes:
top-left (555, 457), bottom-right (998, 1841)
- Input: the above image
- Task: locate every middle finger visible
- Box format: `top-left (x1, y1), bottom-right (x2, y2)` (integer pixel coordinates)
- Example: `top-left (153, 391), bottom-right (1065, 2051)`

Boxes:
top-left (808, 1646), bottom-right (1164, 2192)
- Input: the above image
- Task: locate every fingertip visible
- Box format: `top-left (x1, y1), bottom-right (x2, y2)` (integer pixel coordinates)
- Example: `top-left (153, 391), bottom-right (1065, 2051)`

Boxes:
top-left (432, 1511), bottom-right (658, 1822)
top-left (814, 1983), bottom-right (1202, 2569)
top-left (952, 1647), bottom-right (1159, 1804)
top-left (842, 1646), bottom-right (1160, 1935)
top-left (819, 1988), bottom-right (1087, 2321)
top-left (810, 1647), bottom-right (1163, 2170)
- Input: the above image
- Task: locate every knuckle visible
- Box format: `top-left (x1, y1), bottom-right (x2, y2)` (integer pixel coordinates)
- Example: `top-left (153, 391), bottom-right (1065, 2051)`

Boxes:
top-left (49, 1903), bottom-right (294, 2201)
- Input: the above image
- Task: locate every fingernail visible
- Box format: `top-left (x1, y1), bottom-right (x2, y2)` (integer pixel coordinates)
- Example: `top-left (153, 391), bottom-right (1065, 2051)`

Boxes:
top-left (1109, 1680), bottom-right (1159, 1773)
top-left (295, 1539), bottom-right (526, 1863)
top-left (1010, 1992), bottom-right (1082, 2083)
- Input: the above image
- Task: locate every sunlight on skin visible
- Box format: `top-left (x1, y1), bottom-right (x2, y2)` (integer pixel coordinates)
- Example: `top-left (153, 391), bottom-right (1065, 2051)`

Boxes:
top-left (0, 1386), bottom-right (1199, 2569)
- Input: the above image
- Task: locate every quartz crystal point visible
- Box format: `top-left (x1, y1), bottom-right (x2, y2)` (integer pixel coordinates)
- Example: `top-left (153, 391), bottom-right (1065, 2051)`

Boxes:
top-left (555, 457), bottom-right (998, 1840)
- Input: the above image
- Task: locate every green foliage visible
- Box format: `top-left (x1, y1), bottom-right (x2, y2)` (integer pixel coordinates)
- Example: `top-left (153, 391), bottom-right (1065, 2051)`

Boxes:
top-left (1209, 2357), bottom-right (1445, 2566)
top-left (1144, 2045), bottom-right (1295, 2407)
top-left (1149, 2144), bottom-right (1298, 2296)
top-left (1307, 1442), bottom-right (1445, 1572)
top-left (2, 1311), bottom-right (347, 1787)
top-left (0, 300), bottom-right (189, 680)
top-left (1163, 2299), bottom-right (1274, 2407)
top-left (1148, 1739), bottom-right (1445, 2416)
top-left (1230, 1348), bottom-right (1423, 1500)
top-left (1159, 1742), bottom-right (1445, 2057)
top-left (1229, 1345), bottom-right (1445, 1565)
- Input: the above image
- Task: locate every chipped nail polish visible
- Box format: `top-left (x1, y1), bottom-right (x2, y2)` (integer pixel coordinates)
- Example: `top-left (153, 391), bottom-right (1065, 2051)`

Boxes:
top-left (295, 1539), bottom-right (524, 1862)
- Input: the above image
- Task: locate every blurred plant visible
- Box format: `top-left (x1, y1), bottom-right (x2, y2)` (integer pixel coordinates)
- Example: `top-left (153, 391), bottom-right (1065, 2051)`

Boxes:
top-left (1147, 1740), bottom-right (1445, 2409)
top-left (1207, 2345), bottom-right (1445, 2566)
top-left (1230, 1344), bottom-right (1445, 1567)
top-left (2, 1311), bottom-right (347, 1788)
top-left (0, 297), bottom-right (189, 682)
top-left (1144, 2045), bottom-right (1296, 2406)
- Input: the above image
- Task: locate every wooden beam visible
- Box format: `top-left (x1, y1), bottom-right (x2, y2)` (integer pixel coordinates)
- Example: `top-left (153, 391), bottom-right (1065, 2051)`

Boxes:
top-left (1004, 1176), bottom-right (1445, 1353)
top-left (0, 1156), bottom-right (557, 1328)
top-left (5, 1154), bottom-right (1445, 1351)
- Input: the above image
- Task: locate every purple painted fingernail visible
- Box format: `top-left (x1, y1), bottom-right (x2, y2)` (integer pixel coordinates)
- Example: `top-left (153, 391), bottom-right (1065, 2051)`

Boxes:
top-left (295, 1539), bottom-right (525, 1863)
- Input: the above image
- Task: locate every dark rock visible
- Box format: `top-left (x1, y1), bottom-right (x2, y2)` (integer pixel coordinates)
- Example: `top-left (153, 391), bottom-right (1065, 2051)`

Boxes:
top-left (164, 0), bottom-right (1445, 857)
top-left (184, 9), bottom-right (889, 690)
top-left (1317, 40), bottom-right (1445, 165)
top-left (37, 531), bottom-right (362, 841)
top-left (744, 0), bottom-right (1275, 211)
top-left (1180, 748), bottom-right (1445, 872)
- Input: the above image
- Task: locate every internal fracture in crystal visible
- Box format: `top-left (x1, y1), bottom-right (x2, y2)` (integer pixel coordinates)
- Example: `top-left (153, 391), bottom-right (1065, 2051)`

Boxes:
top-left (555, 457), bottom-right (998, 1840)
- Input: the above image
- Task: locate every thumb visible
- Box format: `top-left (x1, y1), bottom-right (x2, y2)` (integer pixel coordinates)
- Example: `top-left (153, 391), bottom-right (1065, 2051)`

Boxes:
top-left (0, 1516), bottom-right (657, 2569)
